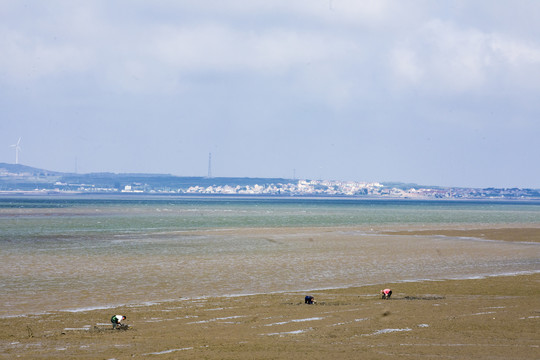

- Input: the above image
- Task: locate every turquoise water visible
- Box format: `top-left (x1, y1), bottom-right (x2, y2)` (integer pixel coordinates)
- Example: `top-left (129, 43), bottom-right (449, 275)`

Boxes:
top-left (2, 197), bottom-right (540, 238)
top-left (1, 196), bottom-right (539, 317)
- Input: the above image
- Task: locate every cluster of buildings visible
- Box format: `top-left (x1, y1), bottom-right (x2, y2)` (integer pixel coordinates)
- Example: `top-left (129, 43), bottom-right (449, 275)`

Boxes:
top-left (129, 180), bottom-right (538, 199)
top-left (183, 180), bottom-right (384, 196)
top-left (1, 163), bottom-right (539, 199)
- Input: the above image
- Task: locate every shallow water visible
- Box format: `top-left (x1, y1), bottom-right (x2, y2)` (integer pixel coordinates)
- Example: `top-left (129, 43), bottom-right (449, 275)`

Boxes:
top-left (1, 196), bottom-right (539, 317)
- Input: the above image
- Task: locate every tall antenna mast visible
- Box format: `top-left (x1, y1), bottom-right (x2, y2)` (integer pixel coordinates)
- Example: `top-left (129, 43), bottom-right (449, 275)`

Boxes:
top-left (207, 152), bottom-right (212, 178)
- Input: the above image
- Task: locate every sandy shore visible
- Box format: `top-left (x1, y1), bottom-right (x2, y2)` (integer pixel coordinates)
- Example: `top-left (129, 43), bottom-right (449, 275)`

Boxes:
top-left (381, 226), bottom-right (540, 243)
top-left (1, 227), bottom-right (539, 359)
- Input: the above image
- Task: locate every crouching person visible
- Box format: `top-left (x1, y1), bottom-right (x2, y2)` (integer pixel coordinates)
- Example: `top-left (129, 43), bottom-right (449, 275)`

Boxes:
top-left (111, 315), bottom-right (126, 329)
top-left (305, 295), bottom-right (316, 304)
top-left (380, 288), bottom-right (392, 300)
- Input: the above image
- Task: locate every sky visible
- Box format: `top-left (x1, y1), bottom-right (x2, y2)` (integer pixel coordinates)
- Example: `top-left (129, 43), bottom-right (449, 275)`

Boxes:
top-left (1, 0), bottom-right (540, 188)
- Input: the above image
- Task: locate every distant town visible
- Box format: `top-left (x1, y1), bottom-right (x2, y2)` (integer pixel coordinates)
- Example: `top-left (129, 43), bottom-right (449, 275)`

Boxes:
top-left (1, 163), bottom-right (539, 200)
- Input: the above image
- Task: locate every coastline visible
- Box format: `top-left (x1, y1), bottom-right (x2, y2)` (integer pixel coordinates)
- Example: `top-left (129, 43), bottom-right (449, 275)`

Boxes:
top-left (380, 227), bottom-right (540, 243)
top-left (4, 268), bottom-right (539, 320)
top-left (2, 226), bottom-right (539, 319)
top-left (1, 272), bottom-right (538, 359)
top-left (1, 226), bottom-right (539, 359)
top-left (3, 192), bottom-right (540, 203)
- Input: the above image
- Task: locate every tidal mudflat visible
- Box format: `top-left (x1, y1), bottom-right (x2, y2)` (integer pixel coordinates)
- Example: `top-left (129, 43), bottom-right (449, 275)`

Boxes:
top-left (1, 226), bottom-right (539, 359)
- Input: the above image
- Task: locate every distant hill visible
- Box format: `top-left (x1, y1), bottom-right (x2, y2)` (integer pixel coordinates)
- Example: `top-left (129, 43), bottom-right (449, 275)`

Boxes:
top-left (0, 163), bottom-right (294, 192)
top-left (0, 163), bottom-right (64, 176)
top-left (1, 162), bottom-right (539, 199)
top-left (60, 172), bottom-right (293, 189)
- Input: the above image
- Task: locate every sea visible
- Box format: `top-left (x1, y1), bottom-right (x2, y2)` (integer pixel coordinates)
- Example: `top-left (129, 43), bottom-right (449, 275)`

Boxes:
top-left (1, 195), bottom-right (539, 318)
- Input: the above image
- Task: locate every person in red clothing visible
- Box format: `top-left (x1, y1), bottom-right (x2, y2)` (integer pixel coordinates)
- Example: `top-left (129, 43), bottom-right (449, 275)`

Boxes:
top-left (380, 288), bottom-right (392, 299)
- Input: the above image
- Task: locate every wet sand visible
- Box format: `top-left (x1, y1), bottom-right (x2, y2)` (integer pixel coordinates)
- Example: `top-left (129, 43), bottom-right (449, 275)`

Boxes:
top-left (1, 227), bottom-right (539, 359)
top-left (381, 226), bottom-right (540, 243)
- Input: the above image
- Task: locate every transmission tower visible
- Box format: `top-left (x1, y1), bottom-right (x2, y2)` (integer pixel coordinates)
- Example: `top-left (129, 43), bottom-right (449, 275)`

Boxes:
top-left (207, 152), bottom-right (212, 178)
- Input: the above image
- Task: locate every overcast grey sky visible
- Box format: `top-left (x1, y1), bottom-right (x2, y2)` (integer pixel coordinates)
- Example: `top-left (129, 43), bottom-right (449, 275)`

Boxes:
top-left (1, 1), bottom-right (539, 188)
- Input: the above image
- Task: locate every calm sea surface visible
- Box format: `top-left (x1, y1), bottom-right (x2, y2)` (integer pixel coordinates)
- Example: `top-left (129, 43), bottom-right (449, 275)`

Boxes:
top-left (1, 196), bottom-right (539, 317)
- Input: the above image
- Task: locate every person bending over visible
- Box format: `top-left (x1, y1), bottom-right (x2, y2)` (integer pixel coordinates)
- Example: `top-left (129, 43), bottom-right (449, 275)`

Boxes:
top-left (380, 289), bottom-right (392, 300)
top-left (111, 315), bottom-right (126, 329)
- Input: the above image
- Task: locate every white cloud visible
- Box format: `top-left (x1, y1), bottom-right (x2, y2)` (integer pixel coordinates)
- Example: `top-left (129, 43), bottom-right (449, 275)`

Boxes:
top-left (489, 35), bottom-right (540, 65)
top-left (390, 47), bottom-right (423, 84)
top-left (151, 24), bottom-right (355, 72)
top-left (159, 0), bottom-right (393, 26)
top-left (390, 19), bottom-right (540, 93)
top-left (0, 29), bottom-right (92, 83)
top-left (94, 22), bottom-right (364, 98)
top-left (2, 0), bottom-right (540, 186)
top-left (0, 0), bottom-right (394, 102)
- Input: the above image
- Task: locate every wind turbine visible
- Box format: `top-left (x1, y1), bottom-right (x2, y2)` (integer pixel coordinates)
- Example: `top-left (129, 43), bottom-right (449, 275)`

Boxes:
top-left (10, 137), bottom-right (22, 164)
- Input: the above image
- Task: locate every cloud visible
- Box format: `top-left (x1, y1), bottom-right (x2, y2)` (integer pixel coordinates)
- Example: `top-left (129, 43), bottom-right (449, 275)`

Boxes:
top-left (1, 1), bottom-right (540, 186)
top-left (147, 23), bottom-right (362, 94)
top-left (0, 1), bottom-right (387, 92)
top-left (390, 19), bottom-right (540, 94)
top-left (0, 29), bottom-right (93, 83)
